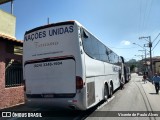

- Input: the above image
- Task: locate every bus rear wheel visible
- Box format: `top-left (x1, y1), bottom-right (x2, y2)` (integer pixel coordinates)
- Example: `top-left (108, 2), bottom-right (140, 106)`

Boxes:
top-left (109, 84), bottom-right (113, 98)
top-left (104, 84), bottom-right (109, 101)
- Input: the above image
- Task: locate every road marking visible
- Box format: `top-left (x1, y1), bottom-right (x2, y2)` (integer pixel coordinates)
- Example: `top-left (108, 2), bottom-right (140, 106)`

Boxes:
top-left (97, 96), bottom-right (115, 109)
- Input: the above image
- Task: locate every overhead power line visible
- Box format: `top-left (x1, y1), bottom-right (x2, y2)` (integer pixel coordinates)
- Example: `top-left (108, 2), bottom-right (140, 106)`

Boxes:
top-left (152, 33), bottom-right (160, 43)
top-left (152, 39), bottom-right (160, 51)
top-left (108, 46), bottom-right (136, 49)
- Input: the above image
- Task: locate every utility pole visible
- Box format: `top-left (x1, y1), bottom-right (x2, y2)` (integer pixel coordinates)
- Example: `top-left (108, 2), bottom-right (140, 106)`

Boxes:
top-left (135, 55), bottom-right (144, 73)
top-left (133, 43), bottom-right (148, 72)
top-left (138, 49), bottom-right (147, 65)
top-left (148, 36), bottom-right (153, 74)
top-left (139, 36), bottom-right (153, 76)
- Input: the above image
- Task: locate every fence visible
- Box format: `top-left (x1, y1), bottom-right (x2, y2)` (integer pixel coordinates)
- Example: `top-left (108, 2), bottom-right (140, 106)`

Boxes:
top-left (5, 64), bottom-right (23, 87)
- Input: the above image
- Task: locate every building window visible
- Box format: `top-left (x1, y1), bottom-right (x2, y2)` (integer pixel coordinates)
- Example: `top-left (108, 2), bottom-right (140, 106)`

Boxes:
top-left (14, 45), bottom-right (23, 55)
top-left (5, 59), bottom-right (23, 87)
top-left (6, 44), bottom-right (23, 55)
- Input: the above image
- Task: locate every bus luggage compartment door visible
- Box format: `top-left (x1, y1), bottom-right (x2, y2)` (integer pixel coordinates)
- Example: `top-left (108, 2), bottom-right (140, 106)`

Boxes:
top-left (24, 59), bottom-right (76, 96)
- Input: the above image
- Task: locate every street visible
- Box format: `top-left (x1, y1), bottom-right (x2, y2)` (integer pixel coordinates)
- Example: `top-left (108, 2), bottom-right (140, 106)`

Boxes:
top-left (86, 73), bottom-right (160, 120)
top-left (1, 73), bottom-right (160, 120)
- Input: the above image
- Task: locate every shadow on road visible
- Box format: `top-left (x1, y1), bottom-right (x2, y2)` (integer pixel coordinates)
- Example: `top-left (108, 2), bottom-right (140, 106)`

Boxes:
top-left (149, 93), bottom-right (159, 95)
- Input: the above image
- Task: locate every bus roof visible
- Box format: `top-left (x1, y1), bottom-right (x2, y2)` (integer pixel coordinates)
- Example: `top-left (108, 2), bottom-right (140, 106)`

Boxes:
top-left (25, 20), bottom-right (78, 35)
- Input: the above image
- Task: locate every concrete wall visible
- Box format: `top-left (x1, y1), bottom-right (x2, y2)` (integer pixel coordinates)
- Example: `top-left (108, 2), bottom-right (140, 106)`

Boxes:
top-left (155, 62), bottom-right (160, 74)
top-left (0, 10), bottom-right (16, 38)
top-left (0, 40), bottom-right (24, 109)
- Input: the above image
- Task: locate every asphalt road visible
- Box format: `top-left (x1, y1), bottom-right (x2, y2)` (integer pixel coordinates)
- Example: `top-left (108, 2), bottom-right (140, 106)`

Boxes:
top-left (86, 73), bottom-right (160, 120)
top-left (1, 73), bottom-right (160, 120)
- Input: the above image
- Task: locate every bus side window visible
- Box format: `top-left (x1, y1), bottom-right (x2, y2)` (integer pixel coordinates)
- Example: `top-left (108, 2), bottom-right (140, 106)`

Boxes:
top-left (83, 30), bottom-right (89, 38)
top-left (106, 48), bottom-right (111, 63)
top-left (81, 28), bottom-right (88, 38)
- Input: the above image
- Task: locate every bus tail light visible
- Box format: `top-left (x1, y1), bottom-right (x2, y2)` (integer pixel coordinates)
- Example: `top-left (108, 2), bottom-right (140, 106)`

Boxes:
top-left (76, 76), bottom-right (83, 89)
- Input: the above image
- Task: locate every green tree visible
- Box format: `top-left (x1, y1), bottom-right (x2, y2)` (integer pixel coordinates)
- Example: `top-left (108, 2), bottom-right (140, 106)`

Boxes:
top-left (130, 64), bottom-right (136, 72)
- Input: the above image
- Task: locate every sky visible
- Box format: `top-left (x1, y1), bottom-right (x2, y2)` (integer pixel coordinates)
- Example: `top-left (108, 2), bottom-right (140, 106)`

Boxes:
top-left (0, 0), bottom-right (160, 61)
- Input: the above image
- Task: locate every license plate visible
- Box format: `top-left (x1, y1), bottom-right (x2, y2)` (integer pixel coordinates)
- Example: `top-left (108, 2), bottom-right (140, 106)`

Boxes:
top-left (43, 94), bottom-right (54, 98)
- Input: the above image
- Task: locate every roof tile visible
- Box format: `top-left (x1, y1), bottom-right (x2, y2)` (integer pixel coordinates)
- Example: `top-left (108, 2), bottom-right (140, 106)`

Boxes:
top-left (0, 33), bottom-right (23, 44)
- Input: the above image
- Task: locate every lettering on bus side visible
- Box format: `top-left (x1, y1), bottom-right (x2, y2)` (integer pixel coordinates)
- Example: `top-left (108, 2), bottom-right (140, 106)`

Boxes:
top-left (24, 26), bottom-right (74, 42)
top-left (43, 62), bottom-right (62, 66)
top-left (34, 63), bottom-right (43, 67)
top-left (24, 31), bottom-right (46, 41)
top-left (49, 26), bottom-right (73, 36)
top-left (34, 62), bottom-right (62, 68)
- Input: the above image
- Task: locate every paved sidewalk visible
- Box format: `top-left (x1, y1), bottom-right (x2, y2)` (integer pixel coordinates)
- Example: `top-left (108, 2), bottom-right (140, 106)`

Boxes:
top-left (136, 75), bottom-right (160, 111)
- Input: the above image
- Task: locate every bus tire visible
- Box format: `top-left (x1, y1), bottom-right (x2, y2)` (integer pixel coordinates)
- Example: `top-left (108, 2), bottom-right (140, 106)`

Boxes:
top-left (109, 83), bottom-right (113, 98)
top-left (104, 84), bottom-right (109, 101)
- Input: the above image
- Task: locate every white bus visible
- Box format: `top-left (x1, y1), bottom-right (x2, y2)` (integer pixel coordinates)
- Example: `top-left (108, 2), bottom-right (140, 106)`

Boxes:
top-left (23, 21), bottom-right (125, 110)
